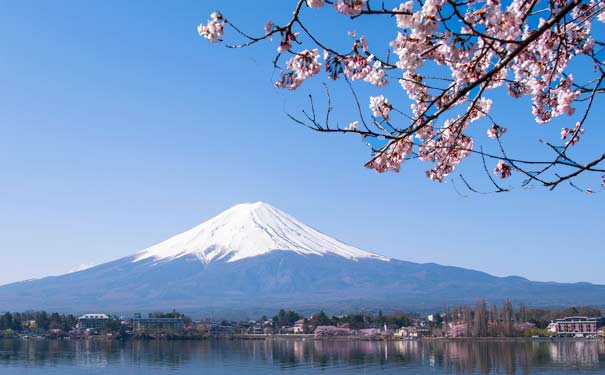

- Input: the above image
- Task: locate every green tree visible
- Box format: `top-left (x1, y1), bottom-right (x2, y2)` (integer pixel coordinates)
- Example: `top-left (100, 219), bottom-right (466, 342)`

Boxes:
top-left (272, 309), bottom-right (301, 328)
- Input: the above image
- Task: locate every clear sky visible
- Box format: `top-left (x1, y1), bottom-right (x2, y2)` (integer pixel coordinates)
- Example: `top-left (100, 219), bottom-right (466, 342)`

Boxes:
top-left (0, 1), bottom-right (603, 286)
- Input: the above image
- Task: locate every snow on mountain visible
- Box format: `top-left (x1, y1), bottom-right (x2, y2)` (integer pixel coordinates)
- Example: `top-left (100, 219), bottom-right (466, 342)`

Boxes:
top-left (134, 202), bottom-right (389, 264)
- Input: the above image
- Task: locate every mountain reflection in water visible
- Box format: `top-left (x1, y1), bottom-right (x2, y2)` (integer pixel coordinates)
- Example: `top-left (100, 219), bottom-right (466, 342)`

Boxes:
top-left (0, 338), bottom-right (604, 374)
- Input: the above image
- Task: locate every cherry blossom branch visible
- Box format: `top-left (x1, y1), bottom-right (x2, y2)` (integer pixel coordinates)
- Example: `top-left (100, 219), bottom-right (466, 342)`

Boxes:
top-left (197, 0), bottom-right (605, 192)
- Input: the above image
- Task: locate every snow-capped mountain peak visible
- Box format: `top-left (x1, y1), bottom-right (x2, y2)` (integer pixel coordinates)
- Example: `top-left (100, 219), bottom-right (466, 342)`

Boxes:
top-left (133, 202), bottom-right (389, 264)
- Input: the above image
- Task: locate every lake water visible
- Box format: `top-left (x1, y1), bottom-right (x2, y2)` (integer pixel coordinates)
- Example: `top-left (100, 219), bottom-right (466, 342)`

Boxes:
top-left (1, 338), bottom-right (604, 374)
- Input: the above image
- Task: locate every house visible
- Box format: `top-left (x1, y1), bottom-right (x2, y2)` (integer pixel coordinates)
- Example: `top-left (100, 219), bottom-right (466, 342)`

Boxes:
top-left (394, 327), bottom-right (419, 338)
top-left (293, 319), bottom-right (306, 334)
top-left (208, 323), bottom-right (233, 335)
top-left (133, 315), bottom-right (184, 335)
top-left (76, 314), bottom-right (110, 332)
top-left (248, 322), bottom-right (265, 335)
top-left (553, 316), bottom-right (604, 337)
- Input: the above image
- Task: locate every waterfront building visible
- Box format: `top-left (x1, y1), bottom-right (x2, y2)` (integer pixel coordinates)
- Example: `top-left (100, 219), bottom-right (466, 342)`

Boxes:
top-left (553, 317), bottom-right (604, 337)
top-left (248, 323), bottom-right (264, 335)
top-left (293, 319), bottom-right (305, 334)
top-left (76, 313), bottom-right (110, 331)
top-left (133, 315), bottom-right (184, 335)
top-left (209, 323), bottom-right (234, 335)
top-left (395, 327), bottom-right (427, 338)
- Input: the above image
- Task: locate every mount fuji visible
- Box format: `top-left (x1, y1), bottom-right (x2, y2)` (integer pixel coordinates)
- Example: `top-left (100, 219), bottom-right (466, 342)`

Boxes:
top-left (0, 202), bottom-right (603, 316)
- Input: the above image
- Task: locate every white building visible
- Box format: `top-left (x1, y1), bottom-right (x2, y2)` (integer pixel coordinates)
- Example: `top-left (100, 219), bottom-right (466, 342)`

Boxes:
top-left (76, 313), bottom-right (110, 331)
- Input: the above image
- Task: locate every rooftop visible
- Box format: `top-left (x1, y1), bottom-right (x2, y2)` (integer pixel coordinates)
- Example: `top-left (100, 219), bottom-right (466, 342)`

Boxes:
top-left (78, 313), bottom-right (109, 320)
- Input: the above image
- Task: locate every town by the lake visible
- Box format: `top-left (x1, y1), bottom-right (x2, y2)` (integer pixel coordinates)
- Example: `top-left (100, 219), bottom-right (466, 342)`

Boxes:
top-left (2, 305), bottom-right (604, 341)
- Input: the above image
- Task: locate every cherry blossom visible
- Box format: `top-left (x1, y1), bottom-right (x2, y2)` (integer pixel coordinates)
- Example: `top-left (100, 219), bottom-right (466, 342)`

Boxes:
top-left (345, 121), bottom-right (359, 131)
top-left (264, 20), bottom-right (273, 38)
top-left (278, 32), bottom-right (299, 53)
top-left (306, 0), bottom-right (325, 8)
top-left (369, 95), bottom-right (391, 119)
top-left (334, 0), bottom-right (366, 16)
top-left (197, 12), bottom-right (224, 43)
top-left (561, 122), bottom-right (585, 146)
top-left (494, 160), bottom-right (512, 179)
top-left (275, 49), bottom-right (322, 90)
top-left (487, 124), bottom-right (507, 139)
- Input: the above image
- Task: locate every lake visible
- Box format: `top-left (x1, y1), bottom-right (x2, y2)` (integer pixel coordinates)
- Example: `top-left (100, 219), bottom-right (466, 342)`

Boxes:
top-left (1, 338), bottom-right (604, 374)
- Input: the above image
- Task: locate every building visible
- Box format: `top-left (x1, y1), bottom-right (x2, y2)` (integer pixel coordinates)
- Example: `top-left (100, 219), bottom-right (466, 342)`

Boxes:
top-left (553, 317), bottom-right (604, 337)
top-left (133, 315), bottom-right (184, 335)
top-left (293, 319), bottom-right (306, 334)
top-left (394, 326), bottom-right (429, 338)
top-left (208, 323), bottom-right (234, 335)
top-left (247, 322), bottom-right (265, 335)
top-left (76, 314), bottom-right (110, 331)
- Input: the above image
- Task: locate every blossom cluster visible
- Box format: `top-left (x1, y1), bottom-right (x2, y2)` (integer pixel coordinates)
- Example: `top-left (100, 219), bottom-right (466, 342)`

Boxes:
top-left (369, 95), bottom-right (391, 119)
top-left (275, 49), bottom-right (322, 90)
top-left (494, 160), bottom-right (512, 179)
top-left (198, 12), bottom-right (224, 43)
top-left (561, 122), bottom-right (585, 146)
top-left (306, 0), bottom-right (325, 8)
top-left (367, 136), bottom-right (413, 173)
top-left (333, 0), bottom-right (367, 16)
top-left (487, 124), bottom-right (507, 139)
top-left (313, 326), bottom-right (352, 337)
top-left (321, 29), bottom-right (383, 86)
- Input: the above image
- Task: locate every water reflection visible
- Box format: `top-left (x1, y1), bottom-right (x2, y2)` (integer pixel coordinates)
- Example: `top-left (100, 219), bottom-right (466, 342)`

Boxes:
top-left (0, 338), bottom-right (603, 373)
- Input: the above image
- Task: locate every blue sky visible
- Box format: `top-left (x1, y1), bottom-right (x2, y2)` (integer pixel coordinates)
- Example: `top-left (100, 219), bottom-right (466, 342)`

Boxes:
top-left (0, 0), bottom-right (603, 286)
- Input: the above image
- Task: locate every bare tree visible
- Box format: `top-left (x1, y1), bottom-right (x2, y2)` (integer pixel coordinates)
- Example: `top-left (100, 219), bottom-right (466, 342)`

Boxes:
top-left (473, 299), bottom-right (489, 337)
top-left (463, 304), bottom-right (473, 337)
top-left (490, 303), bottom-right (499, 336)
top-left (501, 299), bottom-right (514, 337)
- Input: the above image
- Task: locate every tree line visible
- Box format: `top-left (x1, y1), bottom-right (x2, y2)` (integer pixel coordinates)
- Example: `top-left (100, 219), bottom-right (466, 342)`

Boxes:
top-left (268, 309), bottom-right (418, 330)
top-left (0, 311), bottom-right (78, 332)
top-left (443, 300), bottom-right (603, 337)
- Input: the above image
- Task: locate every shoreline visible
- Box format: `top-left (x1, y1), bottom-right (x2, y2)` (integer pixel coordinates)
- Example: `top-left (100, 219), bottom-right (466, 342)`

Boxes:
top-left (4, 334), bottom-right (602, 343)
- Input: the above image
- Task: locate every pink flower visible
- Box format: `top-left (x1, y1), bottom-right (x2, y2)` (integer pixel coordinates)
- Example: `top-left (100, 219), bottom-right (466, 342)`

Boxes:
top-left (552, 76), bottom-right (580, 117)
top-left (369, 95), bottom-right (391, 119)
top-left (468, 98), bottom-right (492, 123)
top-left (264, 20), bottom-right (273, 38)
top-left (278, 41), bottom-right (291, 53)
top-left (334, 0), bottom-right (366, 16)
top-left (366, 136), bottom-right (413, 173)
top-left (359, 36), bottom-right (368, 52)
top-left (561, 122), bottom-right (584, 146)
top-left (277, 32), bottom-right (298, 53)
top-left (197, 12), bottom-right (224, 43)
top-left (487, 124), bottom-right (507, 139)
top-left (345, 121), bottom-right (359, 131)
top-left (306, 0), bottom-right (325, 8)
top-left (275, 49), bottom-right (322, 90)
top-left (494, 160), bottom-right (512, 179)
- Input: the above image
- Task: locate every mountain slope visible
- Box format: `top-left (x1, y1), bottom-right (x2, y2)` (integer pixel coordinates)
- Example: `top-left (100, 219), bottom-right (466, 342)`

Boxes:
top-left (134, 202), bottom-right (387, 263)
top-left (0, 202), bottom-right (603, 316)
